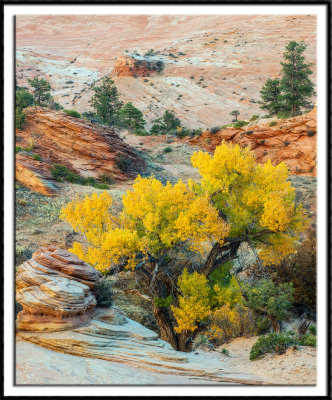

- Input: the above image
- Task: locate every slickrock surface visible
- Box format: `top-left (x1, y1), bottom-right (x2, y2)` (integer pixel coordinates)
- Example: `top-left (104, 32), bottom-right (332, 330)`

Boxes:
top-left (189, 108), bottom-right (317, 176)
top-left (16, 154), bottom-right (59, 196)
top-left (16, 107), bottom-right (146, 180)
top-left (16, 15), bottom-right (316, 128)
top-left (16, 246), bottom-right (102, 331)
top-left (17, 307), bottom-right (266, 385)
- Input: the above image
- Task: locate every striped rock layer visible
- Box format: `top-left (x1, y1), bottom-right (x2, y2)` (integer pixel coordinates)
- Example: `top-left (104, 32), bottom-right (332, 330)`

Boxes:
top-left (16, 246), bottom-right (102, 332)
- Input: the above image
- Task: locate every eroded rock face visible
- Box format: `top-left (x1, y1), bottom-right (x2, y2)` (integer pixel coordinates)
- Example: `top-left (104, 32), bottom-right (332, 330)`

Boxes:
top-left (16, 246), bottom-right (102, 332)
top-left (16, 154), bottom-right (59, 196)
top-left (189, 108), bottom-right (317, 176)
top-left (112, 54), bottom-right (163, 77)
top-left (16, 107), bottom-right (146, 182)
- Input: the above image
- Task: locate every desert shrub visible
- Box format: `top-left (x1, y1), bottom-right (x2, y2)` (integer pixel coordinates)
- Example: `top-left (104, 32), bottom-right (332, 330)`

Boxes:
top-left (51, 164), bottom-right (110, 189)
top-left (192, 128), bottom-right (203, 137)
top-left (115, 154), bottom-right (132, 172)
top-left (269, 121), bottom-right (277, 127)
top-left (245, 130), bottom-right (254, 135)
top-left (283, 140), bottom-right (290, 147)
top-left (255, 315), bottom-right (272, 334)
top-left (264, 229), bottom-right (316, 309)
top-left (134, 129), bottom-right (150, 136)
top-left (64, 109), bottom-right (81, 118)
top-left (309, 325), bottom-right (316, 336)
top-left (221, 348), bottom-right (229, 356)
top-left (233, 120), bottom-right (249, 128)
top-left (16, 88), bottom-right (34, 109)
top-left (277, 111), bottom-right (292, 119)
top-left (15, 108), bottom-right (26, 130)
top-left (99, 174), bottom-right (114, 185)
top-left (250, 115), bottom-right (259, 122)
top-left (207, 303), bottom-right (255, 345)
top-left (250, 330), bottom-right (316, 360)
top-left (259, 140), bottom-right (266, 145)
top-left (94, 279), bottom-right (113, 307)
top-left (250, 332), bottom-right (297, 360)
top-left (210, 126), bottom-right (220, 134)
top-left (298, 333), bottom-right (316, 347)
top-left (163, 146), bottom-right (172, 153)
top-left (32, 154), bottom-right (41, 161)
top-left (307, 130), bottom-right (315, 137)
top-left (192, 334), bottom-right (214, 350)
top-left (243, 279), bottom-right (294, 331)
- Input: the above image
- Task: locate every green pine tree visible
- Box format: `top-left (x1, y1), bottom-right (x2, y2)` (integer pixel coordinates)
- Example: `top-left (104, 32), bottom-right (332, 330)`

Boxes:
top-left (119, 102), bottom-right (145, 132)
top-left (259, 78), bottom-right (283, 116)
top-left (27, 77), bottom-right (52, 106)
top-left (280, 41), bottom-right (315, 116)
top-left (230, 109), bottom-right (240, 121)
top-left (16, 88), bottom-right (34, 109)
top-left (150, 110), bottom-right (181, 135)
top-left (89, 77), bottom-right (123, 126)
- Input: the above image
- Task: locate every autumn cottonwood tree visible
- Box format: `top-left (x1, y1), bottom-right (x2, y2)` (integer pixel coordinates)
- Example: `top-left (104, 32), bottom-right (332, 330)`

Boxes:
top-left (61, 142), bottom-right (307, 351)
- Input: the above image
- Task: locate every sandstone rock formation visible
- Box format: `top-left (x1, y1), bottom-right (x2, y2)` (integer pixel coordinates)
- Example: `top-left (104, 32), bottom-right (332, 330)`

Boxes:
top-left (189, 108), bottom-right (317, 176)
top-left (112, 54), bottom-right (164, 77)
top-left (17, 307), bottom-right (265, 384)
top-left (16, 153), bottom-right (59, 196)
top-left (16, 15), bottom-right (316, 128)
top-left (16, 246), bottom-right (102, 331)
top-left (16, 107), bottom-right (146, 182)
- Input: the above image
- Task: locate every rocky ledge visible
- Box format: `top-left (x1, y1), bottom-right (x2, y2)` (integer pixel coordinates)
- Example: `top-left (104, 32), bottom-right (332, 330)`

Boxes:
top-left (16, 107), bottom-right (146, 185)
top-left (190, 108), bottom-right (317, 176)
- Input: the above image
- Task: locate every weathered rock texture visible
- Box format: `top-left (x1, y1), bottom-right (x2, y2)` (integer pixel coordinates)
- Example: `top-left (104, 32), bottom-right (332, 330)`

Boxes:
top-left (16, 153), bottom-right (59, 196)
top-left (16, 246), bottom-right (102, 332)
top-left (112, 54), bottom-right (163, 77)
top-left (16, 15), bottom-right (316, 129)
top-left (189, 108), bottom-right (317, 176)
top-left (16, 107), bottom-right (146, 181)
top-left (17, 307), bottom-right (265, 384)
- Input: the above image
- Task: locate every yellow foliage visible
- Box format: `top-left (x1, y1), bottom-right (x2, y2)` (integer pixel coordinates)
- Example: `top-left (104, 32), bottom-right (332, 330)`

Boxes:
top-left (60, 176), bottom-right (229, 272)
top-left (191, 141), bottom-right (307, 262)
top-left (207, 303), bottom-right (255, 344)
top-left (213, 276), bottom-right (243, 308)
top-left (171, 269), bottom-right (211, 333)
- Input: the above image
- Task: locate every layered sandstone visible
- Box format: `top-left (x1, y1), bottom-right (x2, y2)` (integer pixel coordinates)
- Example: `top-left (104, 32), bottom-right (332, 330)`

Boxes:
top-left (16, 107), bottom-right (146, 181)
top-left (17, 306), bottom-right (265, 384)
top-left (112, 54), bottom-right (164, 77)
top-left (16, 246), bottom-right (102, 331)
top-left (189, 108), bottom-right (317, 176)
top-left (16, 153), bottom-right (59, 196)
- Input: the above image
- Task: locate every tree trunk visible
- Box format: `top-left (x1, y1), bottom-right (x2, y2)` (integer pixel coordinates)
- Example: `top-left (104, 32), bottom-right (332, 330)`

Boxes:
top-left (200, 242), bottom-right (222, 276)
top-left (178, 331), bottom-right (193, 352)
top-left (271, 318), bottom-right (280, 332)
top-left (152, 302), bottom-right (179, 351)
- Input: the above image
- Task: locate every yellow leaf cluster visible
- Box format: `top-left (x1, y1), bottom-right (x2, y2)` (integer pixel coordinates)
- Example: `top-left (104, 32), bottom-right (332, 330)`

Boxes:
top-left (213, 276), bottom-right (243, 308)
top-left (207, 303), bottom-right (255, 343)
top-left (191, 141), bottom-right (307, 261)
top-left (171, 269), bottom-right (211, 333)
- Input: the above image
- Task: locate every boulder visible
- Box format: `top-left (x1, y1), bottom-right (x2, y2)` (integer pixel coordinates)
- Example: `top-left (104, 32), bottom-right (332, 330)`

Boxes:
top-left (16, 246), bottom-right (102, 332)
